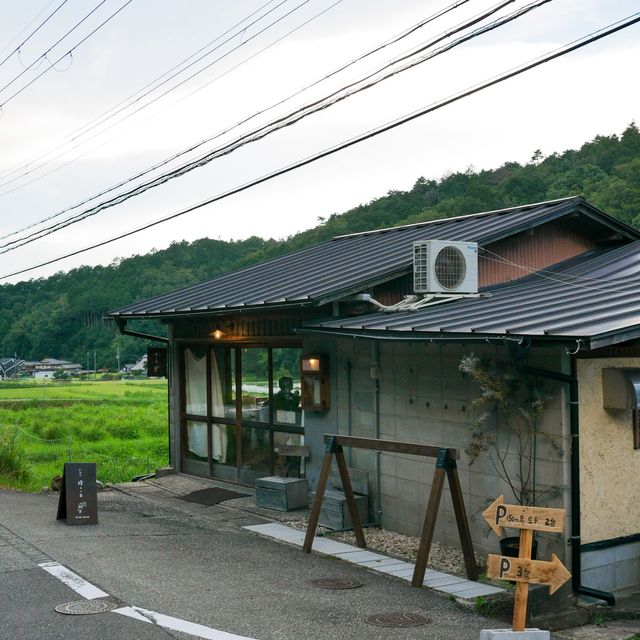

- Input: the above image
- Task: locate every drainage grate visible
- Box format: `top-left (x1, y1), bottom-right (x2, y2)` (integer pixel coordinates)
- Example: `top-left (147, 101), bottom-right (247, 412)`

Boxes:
top-left (309, 578), bottom-right (363, 590)
top-left (365, 612), bottom-right (430, 628)
top-left (55, 600), bottom-right (119, 615)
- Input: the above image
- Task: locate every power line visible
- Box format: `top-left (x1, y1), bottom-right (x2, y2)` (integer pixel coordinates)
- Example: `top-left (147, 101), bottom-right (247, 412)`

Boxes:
top-left (0, 0), bottom-right (469, 191)
top-left (0, 0), bottom-right (107, 97)
top-left (0, 0), bottom-right (471, 240)
top-left (0, 0), bottom-right (70, 69)
top-left (3, 10), bottom-right (637, 281)
top-left (0, 0), bottom-right (539, 252)
top-left (0, 0), bottom-right (345, 240)
top-left (0, 0), bottom-right (295, 188)
top-left (0, 0), bottom-right (135, 110)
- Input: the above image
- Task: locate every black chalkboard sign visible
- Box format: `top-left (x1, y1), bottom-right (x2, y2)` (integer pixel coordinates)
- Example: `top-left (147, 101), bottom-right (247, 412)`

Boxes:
top-left (56, 463), bottom-right (98, 525)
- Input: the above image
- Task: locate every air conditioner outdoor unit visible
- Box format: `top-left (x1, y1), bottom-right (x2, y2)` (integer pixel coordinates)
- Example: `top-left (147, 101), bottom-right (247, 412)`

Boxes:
top-left (413, 240), bottom-right (478, 294)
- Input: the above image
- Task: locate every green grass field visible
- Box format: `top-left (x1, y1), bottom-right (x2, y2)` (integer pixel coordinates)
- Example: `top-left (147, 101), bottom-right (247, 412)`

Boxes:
top-left (0, 379), bottom-right (169, 491)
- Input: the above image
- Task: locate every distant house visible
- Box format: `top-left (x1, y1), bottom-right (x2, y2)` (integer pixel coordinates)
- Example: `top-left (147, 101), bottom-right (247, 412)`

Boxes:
top-left (0, 358), bottom-right (23, 379)
top-left (23, 358), bottom-right (83, 377)
top-left (109, 196), bottom-right (640, 600)
top-left (120, 354), bottom-right (147, 374)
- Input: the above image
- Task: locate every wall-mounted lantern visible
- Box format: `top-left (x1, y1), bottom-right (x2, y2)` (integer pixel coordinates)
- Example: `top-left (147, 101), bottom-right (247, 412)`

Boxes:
top-left (301, 355), bottom-right (329, 411)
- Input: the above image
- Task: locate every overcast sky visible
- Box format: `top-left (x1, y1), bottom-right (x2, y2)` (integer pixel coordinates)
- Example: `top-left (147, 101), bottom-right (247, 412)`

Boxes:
top-left (0, 0), bottom-right (638, 284)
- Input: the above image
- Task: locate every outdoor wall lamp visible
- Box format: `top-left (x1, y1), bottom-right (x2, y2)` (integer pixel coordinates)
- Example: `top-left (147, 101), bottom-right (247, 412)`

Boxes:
top-left (301, 355), bottom-right (329, 411)
top-left (210, 321), bottom-right (234, 340)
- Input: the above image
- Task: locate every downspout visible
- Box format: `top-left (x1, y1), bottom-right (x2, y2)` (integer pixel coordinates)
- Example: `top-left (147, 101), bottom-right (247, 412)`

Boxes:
top-left (515, 358), bottom-right (616, 606)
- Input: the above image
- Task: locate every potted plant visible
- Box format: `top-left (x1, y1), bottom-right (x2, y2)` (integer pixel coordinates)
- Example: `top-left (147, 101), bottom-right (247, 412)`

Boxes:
top-left (459, 354), bottom-right (562, 558)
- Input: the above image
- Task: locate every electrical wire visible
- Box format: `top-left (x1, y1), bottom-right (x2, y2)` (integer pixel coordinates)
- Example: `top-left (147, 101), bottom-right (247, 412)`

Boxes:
top-left (0, 0), bottom-right (70, 68)
top-left (0, 0), bottom-right (107, 96)
top-left (0, 0), bottom-right (134, 110)
top-left (0, 0), bottom-right (344, 239)
top-left (2, 10), bottom-right (638, 281)
top-left (0, 0), bottom-right (469, 190)
top-left (479, 247), bottom-right (640, 291)
top-left (0, 0), bottom-right (543, 252)
top-left (0, 0), bottom-right (294, 188)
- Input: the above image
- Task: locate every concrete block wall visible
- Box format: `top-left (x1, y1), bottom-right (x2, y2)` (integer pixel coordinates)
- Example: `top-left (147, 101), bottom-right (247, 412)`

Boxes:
top-left (581, 540), bottom-right (640, 594)
top-left (306, 337), bottom-right (572, 562)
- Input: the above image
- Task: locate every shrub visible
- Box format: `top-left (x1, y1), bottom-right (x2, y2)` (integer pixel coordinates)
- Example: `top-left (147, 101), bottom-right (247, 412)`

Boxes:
top-left (0, 427), bottom-right (30, 482)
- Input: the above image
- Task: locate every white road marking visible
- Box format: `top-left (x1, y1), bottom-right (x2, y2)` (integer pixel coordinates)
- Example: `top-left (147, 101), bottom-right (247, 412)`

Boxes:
top-left (40, 561), bottom-right (259, 640)
top-left (38, 562), bottom-right (109, 599)
top-left (115, 606), bottom-right (259, 640)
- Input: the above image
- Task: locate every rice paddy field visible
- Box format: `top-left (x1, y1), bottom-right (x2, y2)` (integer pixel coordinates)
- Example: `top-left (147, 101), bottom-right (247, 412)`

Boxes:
top-left (0, 379), bottom-right (169, 491)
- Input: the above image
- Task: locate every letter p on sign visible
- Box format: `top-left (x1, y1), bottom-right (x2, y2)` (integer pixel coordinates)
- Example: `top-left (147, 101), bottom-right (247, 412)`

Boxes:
top-left (499, 557), bottom-right (511, 579)
top-left (496, 504), bottom-right (507, 524)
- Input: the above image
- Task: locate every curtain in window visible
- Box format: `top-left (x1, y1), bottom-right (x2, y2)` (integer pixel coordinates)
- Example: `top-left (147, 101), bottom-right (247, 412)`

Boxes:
top-left (185, 348), bottom-right (207, 415)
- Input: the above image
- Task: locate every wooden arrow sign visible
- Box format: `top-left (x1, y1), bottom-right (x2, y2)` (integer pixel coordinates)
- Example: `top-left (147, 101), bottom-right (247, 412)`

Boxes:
top-left (487, 553), bottom-right (571, 595)
top-left (483, 495), bottom-right (565, 536)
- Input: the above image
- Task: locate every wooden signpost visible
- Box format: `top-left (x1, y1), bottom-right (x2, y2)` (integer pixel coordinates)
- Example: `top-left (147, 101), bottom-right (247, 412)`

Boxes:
top-left (484, 496), bottom-right (571, 632)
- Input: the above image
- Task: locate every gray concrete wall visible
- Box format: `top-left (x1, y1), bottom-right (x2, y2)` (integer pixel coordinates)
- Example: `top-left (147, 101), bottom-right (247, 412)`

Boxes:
top-left (304, 337), bottom-right (571, 562)
top-left (581, 540), bottom-right (640, 594)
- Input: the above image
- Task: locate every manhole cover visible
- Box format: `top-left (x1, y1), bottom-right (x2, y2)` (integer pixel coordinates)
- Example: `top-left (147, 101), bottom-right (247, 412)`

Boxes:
top-left (309, 577), bottom-right (363, 590)
top-left (55, 600), bottom-right (119, 615)
top-left (365, 612), bottom-right (430, 627)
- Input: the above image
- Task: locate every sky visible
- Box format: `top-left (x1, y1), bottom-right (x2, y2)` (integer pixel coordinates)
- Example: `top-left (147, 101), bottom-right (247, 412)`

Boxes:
top-left (0, 0), bottom-right (638, 284)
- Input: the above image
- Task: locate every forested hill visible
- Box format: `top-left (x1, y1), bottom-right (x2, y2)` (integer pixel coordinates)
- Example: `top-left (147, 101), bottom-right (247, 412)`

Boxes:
top-left (2, 123), bottom-right (640, 369)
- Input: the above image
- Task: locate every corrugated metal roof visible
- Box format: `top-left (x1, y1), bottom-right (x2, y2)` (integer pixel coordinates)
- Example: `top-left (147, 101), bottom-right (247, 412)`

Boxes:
top-left (305, 241), bottom-right (640, 348)
top-left (109, 196), bottom-right (639, 318)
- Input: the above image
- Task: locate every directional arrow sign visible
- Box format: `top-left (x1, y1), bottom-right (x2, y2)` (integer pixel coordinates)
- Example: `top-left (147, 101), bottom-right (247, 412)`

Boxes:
top-left (483, 496), bottom-right (565, 536)
top-left (487, 553), bottom-right (571, 595)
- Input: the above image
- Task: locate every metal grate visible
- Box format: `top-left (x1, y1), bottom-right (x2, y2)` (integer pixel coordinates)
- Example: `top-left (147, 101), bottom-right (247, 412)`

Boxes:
top-left (434, 245), bottom-right (467, 290)
top-left (309, 577), bottom-right (363, 590)
top-left (365, 611), bottom-right (430, 627)
top-left (55, 600), bottom-right (119, 615)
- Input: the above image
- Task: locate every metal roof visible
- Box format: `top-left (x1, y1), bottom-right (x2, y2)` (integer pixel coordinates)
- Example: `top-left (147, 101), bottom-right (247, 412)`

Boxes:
top-left (109, 196), bottom-right (639, 319)
top-left (304, 241), bottom-right (640, 349)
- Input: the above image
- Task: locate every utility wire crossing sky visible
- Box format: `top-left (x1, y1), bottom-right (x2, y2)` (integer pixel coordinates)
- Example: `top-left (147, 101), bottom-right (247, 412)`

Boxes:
top-left (0, 0), bottom-right (638, 284)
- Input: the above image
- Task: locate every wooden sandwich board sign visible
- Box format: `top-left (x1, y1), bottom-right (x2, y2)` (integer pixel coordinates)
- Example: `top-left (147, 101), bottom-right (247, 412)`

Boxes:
top-left (484, 496), bottom-right (570, 632)
top-left (56, 463), bottom-right (98, 525)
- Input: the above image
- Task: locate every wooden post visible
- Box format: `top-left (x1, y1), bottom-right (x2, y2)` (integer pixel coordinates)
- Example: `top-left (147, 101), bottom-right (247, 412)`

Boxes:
top-left (303, 449), bottom-right (333, 553)
top-left (334, 447), bottom-right (366, 548)
top-left (484, 497), bottom-right (570, 632)
top-left (412, 449), bottom-right (447, 587)
top-left (513, 528), bottom-right (533, 632)
top-left (446, 459), bottom-right (478, 580)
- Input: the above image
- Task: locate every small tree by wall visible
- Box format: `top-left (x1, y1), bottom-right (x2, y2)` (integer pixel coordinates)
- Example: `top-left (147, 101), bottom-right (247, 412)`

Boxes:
top-left (460, 354), bottom-right (563, 506)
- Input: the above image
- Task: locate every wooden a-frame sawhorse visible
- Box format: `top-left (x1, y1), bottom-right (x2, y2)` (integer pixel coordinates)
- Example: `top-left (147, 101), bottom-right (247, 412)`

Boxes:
top-left (302, 434), bottom-right (478, 586)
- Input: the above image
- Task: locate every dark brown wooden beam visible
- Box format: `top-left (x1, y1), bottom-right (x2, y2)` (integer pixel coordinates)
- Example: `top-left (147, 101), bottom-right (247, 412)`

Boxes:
top-left (323, 434), bottom-right (458, 460)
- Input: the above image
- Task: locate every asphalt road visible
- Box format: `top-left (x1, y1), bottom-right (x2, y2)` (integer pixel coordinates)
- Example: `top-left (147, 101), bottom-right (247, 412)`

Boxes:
top-left (0, 481), bottom-right (494, 640)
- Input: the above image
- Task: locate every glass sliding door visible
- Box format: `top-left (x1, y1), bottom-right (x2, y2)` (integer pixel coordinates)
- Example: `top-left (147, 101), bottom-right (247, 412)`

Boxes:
top-left (240, 348), bottom-right (270, 482)
top-left (181, 343), bottom-right (303, 483)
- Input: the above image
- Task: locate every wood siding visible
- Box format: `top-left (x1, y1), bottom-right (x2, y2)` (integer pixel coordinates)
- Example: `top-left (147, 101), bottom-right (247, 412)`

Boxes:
top-left (479, 220), bottom-right (600, 288)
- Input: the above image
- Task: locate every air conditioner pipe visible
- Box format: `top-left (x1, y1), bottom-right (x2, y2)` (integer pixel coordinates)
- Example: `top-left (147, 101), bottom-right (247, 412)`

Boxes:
top-left (514, 357), bottom-right (616, 606)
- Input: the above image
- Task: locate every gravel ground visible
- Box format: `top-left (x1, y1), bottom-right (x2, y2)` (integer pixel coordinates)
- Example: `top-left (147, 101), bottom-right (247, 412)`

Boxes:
top-left (283, 518), bottom-right (485, 575)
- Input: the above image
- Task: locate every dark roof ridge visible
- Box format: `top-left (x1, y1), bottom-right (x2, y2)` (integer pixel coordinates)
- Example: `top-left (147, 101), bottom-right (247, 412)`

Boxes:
top-left (331, 195), bottom-right (583, 241)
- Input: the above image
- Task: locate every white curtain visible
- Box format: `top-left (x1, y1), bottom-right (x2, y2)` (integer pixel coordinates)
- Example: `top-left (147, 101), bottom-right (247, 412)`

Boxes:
top-left (185, 348), bottom-right (207, 416)
top-left (187, 421), bottom-right (207, 458)
top-left (210, 351), bottom-right (228, 462)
